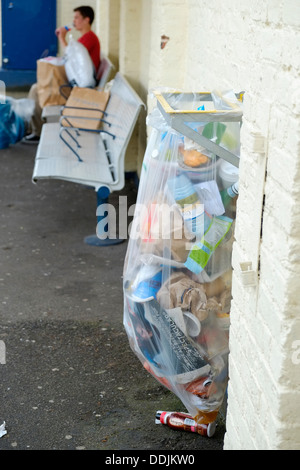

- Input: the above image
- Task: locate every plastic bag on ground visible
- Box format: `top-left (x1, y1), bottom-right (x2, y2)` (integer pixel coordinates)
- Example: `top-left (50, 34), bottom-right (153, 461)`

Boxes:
top-left (123, 96), bottom-right (240, 426)
top-left (0, 97), bottom-right (34, 149)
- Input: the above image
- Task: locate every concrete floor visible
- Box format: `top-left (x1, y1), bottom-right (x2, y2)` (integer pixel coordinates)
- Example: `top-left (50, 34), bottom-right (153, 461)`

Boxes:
top-left (0, 106), bottom-right (225, 452)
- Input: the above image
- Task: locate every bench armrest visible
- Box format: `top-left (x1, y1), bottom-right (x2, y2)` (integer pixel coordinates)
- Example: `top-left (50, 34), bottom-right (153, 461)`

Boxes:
top-left (59, 83), bottom-right (72, 100)
top-left (59, 125), bottom-right (116, 163)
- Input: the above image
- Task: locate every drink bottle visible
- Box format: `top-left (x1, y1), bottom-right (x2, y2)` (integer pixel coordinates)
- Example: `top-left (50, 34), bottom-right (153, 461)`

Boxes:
top-left (156, 410), bottom-right (216, 437)
top-left (168, 174), bottom-right (211, 238)
top-left (55, 25), bottom-right (72, 37)
top-left (220, 181), bottom-right (239, 208)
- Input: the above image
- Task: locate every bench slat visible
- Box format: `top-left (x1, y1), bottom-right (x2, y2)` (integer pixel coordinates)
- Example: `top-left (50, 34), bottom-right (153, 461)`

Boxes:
top-left (33, 123), bottom-right (114, 189)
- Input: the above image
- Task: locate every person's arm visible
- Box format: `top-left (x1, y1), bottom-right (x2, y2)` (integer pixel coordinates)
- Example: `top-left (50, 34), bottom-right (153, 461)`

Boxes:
top-left (55, 26), bottom-right (69, 49)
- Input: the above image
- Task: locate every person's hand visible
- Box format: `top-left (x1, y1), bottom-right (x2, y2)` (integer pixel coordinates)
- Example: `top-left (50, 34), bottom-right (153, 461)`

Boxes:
top-left (55, 26), bottom-right (68, 39)
top-left (55, 26), bottom-right (68, 48)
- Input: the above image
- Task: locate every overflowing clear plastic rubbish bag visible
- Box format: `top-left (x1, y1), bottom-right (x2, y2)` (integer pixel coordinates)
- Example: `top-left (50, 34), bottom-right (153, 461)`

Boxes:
top-left (123, 89), bottom-right (241, 428)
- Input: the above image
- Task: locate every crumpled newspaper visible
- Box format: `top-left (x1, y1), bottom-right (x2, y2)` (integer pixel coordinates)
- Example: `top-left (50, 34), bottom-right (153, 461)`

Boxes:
top-left (0, 421), bottom-right (7, 438)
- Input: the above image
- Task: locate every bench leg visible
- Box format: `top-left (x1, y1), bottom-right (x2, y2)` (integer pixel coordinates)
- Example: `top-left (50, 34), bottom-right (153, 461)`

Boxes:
top-left (84, 186), bottom-right (125, 246)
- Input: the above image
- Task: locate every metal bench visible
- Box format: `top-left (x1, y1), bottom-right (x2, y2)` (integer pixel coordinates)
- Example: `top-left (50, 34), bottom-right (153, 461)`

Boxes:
top-left (41, 54), bottom-right (114, 123)
top-left (32, 72), bottom-right (145, 246)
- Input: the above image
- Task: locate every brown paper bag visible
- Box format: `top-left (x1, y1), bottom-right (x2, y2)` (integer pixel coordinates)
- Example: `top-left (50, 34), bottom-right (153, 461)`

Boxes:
top-left (37, 59), bottom-right (70, 108)
top-left (61, 87), bottom-right (110, 130)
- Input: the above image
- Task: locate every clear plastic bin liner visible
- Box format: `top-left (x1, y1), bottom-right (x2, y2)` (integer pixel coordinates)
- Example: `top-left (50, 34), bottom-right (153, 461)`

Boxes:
top-left (123, 94), bottom-right (240, 425)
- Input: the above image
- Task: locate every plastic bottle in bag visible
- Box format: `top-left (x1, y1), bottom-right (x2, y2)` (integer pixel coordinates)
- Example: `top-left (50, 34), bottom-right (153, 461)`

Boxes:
top-left (129, 265), bottom-right (162, 302)
top-left (167, 174), bottom-right (211, 238)
top-left (220, 181), bottom-right (239, 208)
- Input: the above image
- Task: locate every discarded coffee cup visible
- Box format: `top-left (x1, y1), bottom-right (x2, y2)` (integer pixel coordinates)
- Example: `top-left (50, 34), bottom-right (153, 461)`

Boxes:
top-left (183, 311), bottom-right (201, 337)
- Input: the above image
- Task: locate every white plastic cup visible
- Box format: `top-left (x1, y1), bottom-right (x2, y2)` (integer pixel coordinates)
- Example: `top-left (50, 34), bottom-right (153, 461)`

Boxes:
top-left (183, 311), bottom-right (201, 337)
top-left (218, 160), bottom-right (239, 189)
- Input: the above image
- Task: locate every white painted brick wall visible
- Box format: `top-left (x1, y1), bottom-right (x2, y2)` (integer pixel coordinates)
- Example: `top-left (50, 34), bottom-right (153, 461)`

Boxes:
top-left (147, 0), bottom-right (188, 91)
top-left (143, 0), bottom-right (300, 450)
top-left (186, 1), bottom-right (299, 450)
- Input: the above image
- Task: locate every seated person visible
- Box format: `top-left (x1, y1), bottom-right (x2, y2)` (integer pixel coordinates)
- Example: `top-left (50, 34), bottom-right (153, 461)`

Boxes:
top-left (24, 5), bottom-right (101, 143)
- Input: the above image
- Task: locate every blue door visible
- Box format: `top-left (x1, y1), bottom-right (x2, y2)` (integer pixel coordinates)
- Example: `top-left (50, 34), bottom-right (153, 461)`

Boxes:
top-left (2, 0), bottom-right (57, 70)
